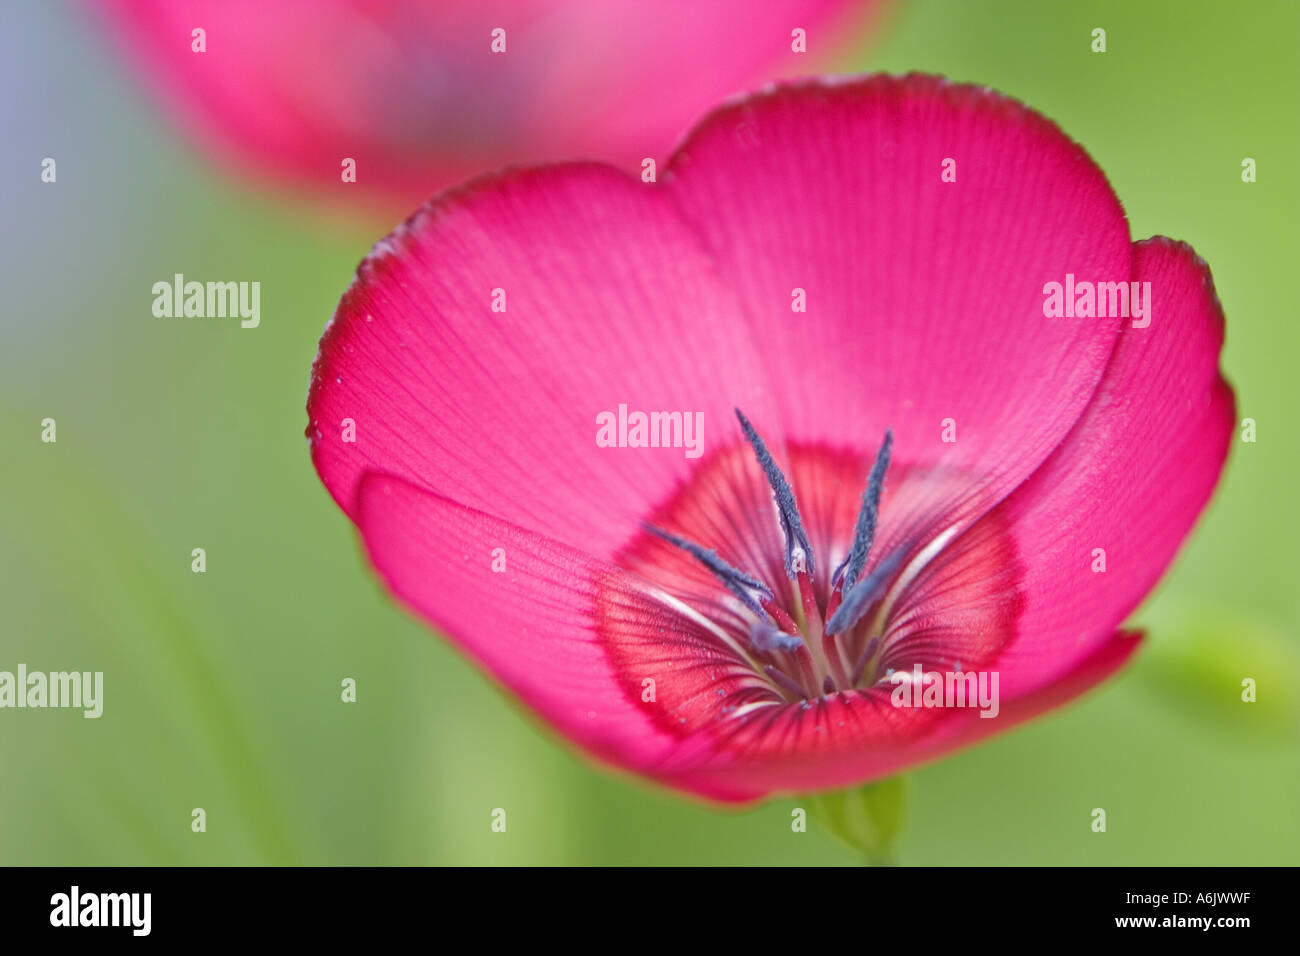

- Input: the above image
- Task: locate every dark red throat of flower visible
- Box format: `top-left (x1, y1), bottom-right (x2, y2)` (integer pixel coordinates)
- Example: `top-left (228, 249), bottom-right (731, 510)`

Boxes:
top-left (645, 409), bottom-right (901, 703)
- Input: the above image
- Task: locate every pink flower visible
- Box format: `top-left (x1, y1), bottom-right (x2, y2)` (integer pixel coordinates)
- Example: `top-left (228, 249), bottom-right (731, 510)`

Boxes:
top-left (92, 0), bottom-right (883, 212)
top-left (306, 75), bottom-right (1234, 802)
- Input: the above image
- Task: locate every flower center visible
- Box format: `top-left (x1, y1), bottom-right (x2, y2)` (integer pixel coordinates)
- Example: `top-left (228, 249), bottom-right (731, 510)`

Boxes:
top-left (600, 409), bottom-right (1025, 747)
top-left (656, 410), bottom-right (912, 702)
top-left (608, 411), bottom-right (945, 707)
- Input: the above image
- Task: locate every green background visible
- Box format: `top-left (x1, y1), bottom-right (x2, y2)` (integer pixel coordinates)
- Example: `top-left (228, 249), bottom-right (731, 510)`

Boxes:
top-left (3, 0), bottom-right (1297, 864)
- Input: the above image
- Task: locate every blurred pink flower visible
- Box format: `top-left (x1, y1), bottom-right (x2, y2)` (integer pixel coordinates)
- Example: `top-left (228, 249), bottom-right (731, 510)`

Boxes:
top-left (93, 0), bottom-right (884, 212)
top-left (306, 75), bottom-right (1233, 801)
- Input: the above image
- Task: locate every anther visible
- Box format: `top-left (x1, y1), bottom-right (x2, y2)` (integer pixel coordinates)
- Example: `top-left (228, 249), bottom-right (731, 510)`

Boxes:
top-left (833, 429), bottom-right (892, 592)
top-left (645, 525), bottom-right (773, 615)
top-left (749, 620), bottom-right (804, 654)
top-left (735, 408), bottom-right (815, 579)
top-left (826, 547), bottom-right (906, 635)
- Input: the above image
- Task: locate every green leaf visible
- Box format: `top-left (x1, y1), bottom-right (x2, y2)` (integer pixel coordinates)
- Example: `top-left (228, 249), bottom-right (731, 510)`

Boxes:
top-left (805, 775), bottom-right (909, 864)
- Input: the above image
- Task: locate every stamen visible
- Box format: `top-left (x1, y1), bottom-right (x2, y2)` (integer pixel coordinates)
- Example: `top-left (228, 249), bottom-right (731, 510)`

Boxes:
top-left (749, 620), bottom-right (804, 654)
top-left (764, 664), bottom-right (808, 700)
top-left (760, 597), bottom-right (800, 634)
top-left (645, 525), bottom-right (773, 615)
top-left (825, 548), bottom-right (906, 635)
top-left (833, 429), bottom-right (893, 592)
top-left (791, 643), bottom-right (820, 695)
top-left (734, 408), bottom-right (815, 579)
top-left (849, 635), bottom-right (882, 685)
top-left (640, 427), bottom-right (912, 703)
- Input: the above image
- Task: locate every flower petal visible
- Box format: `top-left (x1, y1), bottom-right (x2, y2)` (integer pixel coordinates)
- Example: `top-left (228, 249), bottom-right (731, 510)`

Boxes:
top-left (309, 163), bottom-right (781, 559)
top-left (359, 468), bottom-right (1121, 803)
top-left (919, 237), bottom-right (1234, 698)
top-left (95, 0), bottom-right (881, 209)
top-left (645, 236), bottom-right (1232, 800)
top-left (664, 75), bottom-right (1133, 541)
top-left (356, 470), bottom-right (779, 800)
top-left (660, 630), bottom-right (1144, 799)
